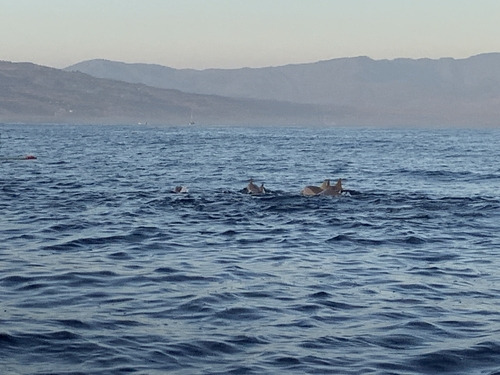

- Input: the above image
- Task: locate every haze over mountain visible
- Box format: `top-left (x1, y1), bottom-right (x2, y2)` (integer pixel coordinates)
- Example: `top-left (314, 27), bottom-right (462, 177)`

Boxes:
top-left (1, 54), bottom-right (499, 126)
top-left (66, 53), bottom-right (500, 127)
top-left (0, 61), bottom-right (333, 125)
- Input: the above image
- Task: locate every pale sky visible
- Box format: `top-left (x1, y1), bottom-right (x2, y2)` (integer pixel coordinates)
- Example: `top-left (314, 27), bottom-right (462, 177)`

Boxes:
top-left (1, 0), bottom-right (500, 69)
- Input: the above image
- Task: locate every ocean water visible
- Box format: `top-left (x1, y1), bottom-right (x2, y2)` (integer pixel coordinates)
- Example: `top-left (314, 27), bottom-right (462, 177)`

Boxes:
top-left (1, 124), bottom-right (500, 374)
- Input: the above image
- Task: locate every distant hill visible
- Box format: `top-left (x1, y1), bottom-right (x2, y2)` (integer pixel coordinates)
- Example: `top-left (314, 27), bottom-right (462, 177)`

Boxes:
top-left (0, 61), bottom-right (340, 125)
top-left (2, 54), bottom-right (500, 126)
top-left (66, 54), bottom-right (500, 126)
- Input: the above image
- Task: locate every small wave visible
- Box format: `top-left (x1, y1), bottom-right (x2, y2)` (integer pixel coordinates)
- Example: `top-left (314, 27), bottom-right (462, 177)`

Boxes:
top-left (167, 341), bottom-right (239, 358)
top-left (54, 319), bottom-right (92, 330)
top-left (401, 235), bottom-right (427, 245)
top-left (198, 340), bottom-right (240, 355)
top-left (157, 274), bottom-right (218, 283)
top-left (154, 266), bottom-right (181, 274)
top-left (317, 300), bottom-right (365, 310)
top-left (411, 341), bottom-right (500, 374)
top-left (326, 234), bottom-right (386, 246)
top-left (215, 307), bottom-right (263, 321)
top-left (107, 251), bottom-right (133, 260)
top-left (270, 355), bottom-right (302, 367)
top-left (0, 333), bottom-right (17, 346)
top-left (368, 333), bottom-right (425, 350)
top-left (1, 275), bottom-right (34, 286)
top-left (308, 291), bottom-right (332, 299)
top-left (228, 335), bottom-right (269, 347)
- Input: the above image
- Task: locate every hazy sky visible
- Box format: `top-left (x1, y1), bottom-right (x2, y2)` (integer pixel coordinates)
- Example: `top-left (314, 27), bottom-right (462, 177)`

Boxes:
top-left (2, 0), bottom-right (500, 69)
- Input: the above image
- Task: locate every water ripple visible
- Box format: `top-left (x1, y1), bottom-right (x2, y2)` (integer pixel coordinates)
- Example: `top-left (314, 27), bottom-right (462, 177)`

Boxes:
top-left (1, 124), bottom-right (499, 374)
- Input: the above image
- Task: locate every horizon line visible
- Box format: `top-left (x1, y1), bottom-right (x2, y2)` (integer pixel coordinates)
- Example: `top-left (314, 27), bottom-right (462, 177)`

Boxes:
top-left (3, 51), bottom-right (500, 71)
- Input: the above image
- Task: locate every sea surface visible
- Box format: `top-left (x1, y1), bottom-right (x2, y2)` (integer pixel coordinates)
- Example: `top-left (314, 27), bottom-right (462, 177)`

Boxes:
top-left (1, 124), bottom-right (500, 374)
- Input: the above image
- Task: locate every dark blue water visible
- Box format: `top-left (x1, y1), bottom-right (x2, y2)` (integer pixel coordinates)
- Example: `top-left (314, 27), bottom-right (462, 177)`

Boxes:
top-left (1, 124), bottom-right (500, 374)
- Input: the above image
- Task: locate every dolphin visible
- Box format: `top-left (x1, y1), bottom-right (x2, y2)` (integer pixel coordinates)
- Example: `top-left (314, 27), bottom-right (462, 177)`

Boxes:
top-left (247, 179), bottom-right (260, 193)
top-left (246, 179), bottom-right (266, 194)
top-left (319, 178), bottom-right (342, 196)
top-left (173, 186), bottom-right (188, 193)
top-left (301, 179), bottom-right (330, 196)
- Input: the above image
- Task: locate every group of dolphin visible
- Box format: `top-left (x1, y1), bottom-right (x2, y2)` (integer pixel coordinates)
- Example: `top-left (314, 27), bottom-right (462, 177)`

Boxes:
top-left (172, 178), bottom-right (345, 196)
top-left (244, 178), bottom-right (344, 196)
top-left (300, 178), bottom-right (344, 196)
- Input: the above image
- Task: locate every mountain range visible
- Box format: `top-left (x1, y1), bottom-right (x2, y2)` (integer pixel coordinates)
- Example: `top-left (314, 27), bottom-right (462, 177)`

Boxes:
top-left (1, 61), bottom-right (327, 125)
top-left (2, 53), bottom-right (500, 126)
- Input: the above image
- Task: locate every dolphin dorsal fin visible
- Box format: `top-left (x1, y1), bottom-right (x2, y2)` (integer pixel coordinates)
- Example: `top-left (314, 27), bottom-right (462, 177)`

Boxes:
top-left (320, 179), bottom-right (330, 190)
